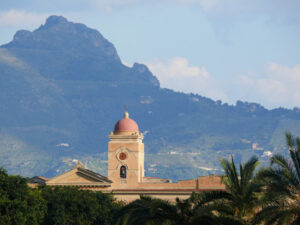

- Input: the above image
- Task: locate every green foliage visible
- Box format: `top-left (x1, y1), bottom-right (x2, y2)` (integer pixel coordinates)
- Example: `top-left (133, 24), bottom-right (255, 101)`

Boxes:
top-left (253, 132), bottom-right (300, 225)
top-left (40, 186), bottom-right (97, 225)
top-left (0, 169), bottom-right (120, 225)
top-left (40, 186), bottom-right (120, 225)
top-left (219, 156), bottom-right (263, 219)
top-left (116, 195), bottom-right (244, 225)
top-left (0, 168), bottom-right (46, 225)
top-left (194, 156), bottom-right (262, 222)
top-left (0, 200), bottom-right (27, 225)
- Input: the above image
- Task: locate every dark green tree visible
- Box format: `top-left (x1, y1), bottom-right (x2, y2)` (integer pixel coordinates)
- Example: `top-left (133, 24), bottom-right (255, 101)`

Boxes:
top-left (252, 132), bottom-right (300, 225)
top-left (41, 186), bottom-right (98, 225)
top-left (40, 186), bottom-right (120, 225)
top-left (0, 167), bottom-right (46, 225)
top-left (93, 191), bottom-right (122, 225)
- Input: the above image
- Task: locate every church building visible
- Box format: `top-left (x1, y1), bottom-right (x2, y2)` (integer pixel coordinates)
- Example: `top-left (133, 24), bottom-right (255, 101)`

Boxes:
top-left (30, 112), bottom-right (224, 202)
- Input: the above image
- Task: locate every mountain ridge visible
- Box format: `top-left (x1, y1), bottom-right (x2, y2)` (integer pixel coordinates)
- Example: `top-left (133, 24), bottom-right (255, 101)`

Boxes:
top-left (0, 15), bottom-right (300, 181)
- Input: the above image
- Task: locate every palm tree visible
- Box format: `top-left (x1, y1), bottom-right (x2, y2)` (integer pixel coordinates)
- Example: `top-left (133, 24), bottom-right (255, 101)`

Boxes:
top-left (116, 194), bottom-right (244, 225)
top-left (252, 132), bottom-right (300, 225)
top-left (194, 156), bottom-right (263, 223)
top-left (190, 192), bottom-right (246, 225)
top-left (115, 195), bottom-right (168, 225)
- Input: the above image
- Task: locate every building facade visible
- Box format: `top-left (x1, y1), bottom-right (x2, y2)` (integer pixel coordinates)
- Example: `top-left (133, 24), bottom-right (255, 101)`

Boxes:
top-left (31, 112), bottom-right (224, 202)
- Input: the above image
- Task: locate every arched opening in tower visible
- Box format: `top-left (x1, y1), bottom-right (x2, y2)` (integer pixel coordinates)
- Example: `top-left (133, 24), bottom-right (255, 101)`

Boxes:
top-left (120, 165), bottom-right (127, 178)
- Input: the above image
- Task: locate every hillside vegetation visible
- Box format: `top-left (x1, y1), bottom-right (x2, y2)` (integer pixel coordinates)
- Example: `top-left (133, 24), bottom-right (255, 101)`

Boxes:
top-left (0, 15), bottom-right (300, 180)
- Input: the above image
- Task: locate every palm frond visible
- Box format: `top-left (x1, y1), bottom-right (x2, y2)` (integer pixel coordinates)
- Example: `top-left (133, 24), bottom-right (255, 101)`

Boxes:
top-left (296, 137), bottom-right (300, 153)
top-left (271, 154), bottom-right (290, 169)
top-left (286, 132), bottom-right (294, 149)
top-left (242, 156), bottom-right (259, 187)
top-left (291, 214), bottom-right (300, 225)
top-left (195, 201), bottom-right (235, 216)
top-left (116, 196), bottom-right (174, 225)
top-left (290, 149), bottom-right (300, 183)
top-left (194, 190), bottom-right (232, 206)
top-left (191, 214), bottom-right (218, 225)
top-left (215, 216), bottom-right (246, 225)
top-left (220, 156), bottom-right (240, 194)
top-left (269, 153), bottom-right (300, 187)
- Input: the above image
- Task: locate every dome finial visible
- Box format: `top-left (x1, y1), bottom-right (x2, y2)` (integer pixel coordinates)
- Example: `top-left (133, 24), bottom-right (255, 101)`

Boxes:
top-left (124, 105), bottom-right (129, 118)
top-left (124, 111), bottom-right (129, 118)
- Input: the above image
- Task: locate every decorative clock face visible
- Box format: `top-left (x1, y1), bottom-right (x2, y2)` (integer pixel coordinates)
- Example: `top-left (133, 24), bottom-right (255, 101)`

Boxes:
top-left (119, 152), bottom-right (127, 160)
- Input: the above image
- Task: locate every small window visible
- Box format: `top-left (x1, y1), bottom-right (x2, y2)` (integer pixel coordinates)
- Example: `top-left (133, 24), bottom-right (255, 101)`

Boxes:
top-left (120, 165), bottom-right (127, 178)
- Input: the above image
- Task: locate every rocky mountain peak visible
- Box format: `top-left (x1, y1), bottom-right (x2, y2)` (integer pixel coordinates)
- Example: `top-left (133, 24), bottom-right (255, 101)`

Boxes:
top-left (44, 15), bottom-right (68, 27)
top-left (4, 15), bottom-right (120, 62)
top-left (132, 63), bottom-right (160, 87)
top-left (1, 16), bottom-right (162, 84)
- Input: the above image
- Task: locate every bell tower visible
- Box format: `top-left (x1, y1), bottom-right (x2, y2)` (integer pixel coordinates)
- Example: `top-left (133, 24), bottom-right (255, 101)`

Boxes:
top-left (107, 112), bottom-right (144, 187)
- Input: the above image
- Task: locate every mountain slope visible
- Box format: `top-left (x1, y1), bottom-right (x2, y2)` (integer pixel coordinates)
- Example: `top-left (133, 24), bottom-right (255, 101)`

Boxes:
top-left (1, 15), bottom-right (300, 180)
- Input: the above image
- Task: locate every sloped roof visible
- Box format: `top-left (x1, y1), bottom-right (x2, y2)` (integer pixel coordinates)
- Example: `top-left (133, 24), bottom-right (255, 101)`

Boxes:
top-left (28, 176), bottom-right (49, 184)
top-left (77, 167), bottom-right (112, 183)
top-left (46, 161), bottom-right (112, 187)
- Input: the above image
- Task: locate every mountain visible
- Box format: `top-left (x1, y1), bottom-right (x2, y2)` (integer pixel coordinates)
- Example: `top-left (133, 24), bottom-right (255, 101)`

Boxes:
top-left (1, 15), bottom-right (300, 181)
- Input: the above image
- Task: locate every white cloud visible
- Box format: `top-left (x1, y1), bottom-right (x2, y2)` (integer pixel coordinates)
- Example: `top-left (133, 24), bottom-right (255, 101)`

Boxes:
top-left (146, 57), bottom-right (227, 101)
top-left (0, 10), bottom-right (47, 28)
top-left (238, 63), bottom-right (300, 108)
top-left (149, 57), bottom-right (208, 78)
top-left (146, 59), bottom-right (300, 108)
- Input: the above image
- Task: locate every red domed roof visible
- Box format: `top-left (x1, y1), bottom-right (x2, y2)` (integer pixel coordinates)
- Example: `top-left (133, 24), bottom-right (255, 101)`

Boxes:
top-left (114, 112), bottom-right (139, 133)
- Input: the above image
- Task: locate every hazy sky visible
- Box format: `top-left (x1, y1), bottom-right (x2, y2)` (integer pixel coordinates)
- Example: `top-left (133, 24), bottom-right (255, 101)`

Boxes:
top-left (0, 0), bottom-right (299, 109)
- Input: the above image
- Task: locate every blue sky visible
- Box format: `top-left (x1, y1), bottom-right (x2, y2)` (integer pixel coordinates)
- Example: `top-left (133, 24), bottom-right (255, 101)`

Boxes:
top-left (0, 0), bottom-right (299, 109)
